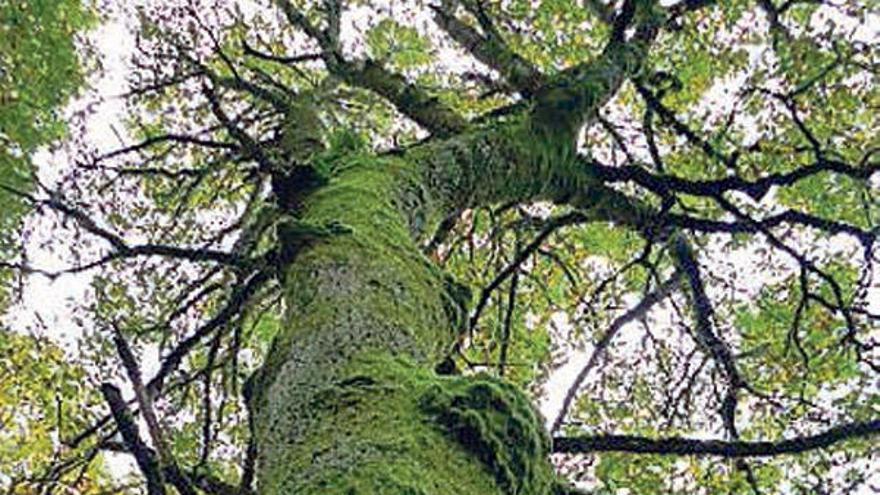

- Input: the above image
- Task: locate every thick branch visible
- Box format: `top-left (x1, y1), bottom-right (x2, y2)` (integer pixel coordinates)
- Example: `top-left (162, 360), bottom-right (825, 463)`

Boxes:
top-left (672, 235), bottom-right (741, 387)
top-left (276, 0), bottom-right (467, 135)
top-left (589, 156), bottom-right (880, 203)
top-left (552, 419), bottom-right (880, 457)
top-left (530, 39), bottom-right (650, 142)
top-left (530, 3), bottom-right (659, 142)
top-left (331, 58), bottom-right (468, 135)
top-left (660, 209), bottom-right (875, 249)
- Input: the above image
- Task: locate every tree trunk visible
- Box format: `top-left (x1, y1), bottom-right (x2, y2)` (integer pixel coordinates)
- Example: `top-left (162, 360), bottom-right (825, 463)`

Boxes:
top-left (246, 151), bottom-right (555, 494)
top-left (246, 34), bottom-right (651, 494)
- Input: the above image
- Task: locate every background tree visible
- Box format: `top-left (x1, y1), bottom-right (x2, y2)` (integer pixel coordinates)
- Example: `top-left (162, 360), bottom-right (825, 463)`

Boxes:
top-left (0, 1), bottom-right (106, 492)
top-left (0, 0), bottom-right (96, 302)
top-left (1, 0), bottom-right (878, 494)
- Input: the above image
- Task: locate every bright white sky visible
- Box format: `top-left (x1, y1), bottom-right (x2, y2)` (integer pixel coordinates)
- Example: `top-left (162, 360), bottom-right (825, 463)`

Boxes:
top-left (4, 0), bottom-right (879, 491)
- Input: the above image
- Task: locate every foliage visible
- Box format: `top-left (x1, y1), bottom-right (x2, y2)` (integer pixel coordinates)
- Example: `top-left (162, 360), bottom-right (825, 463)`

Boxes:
top-left (0, 332), bottom-right (108, 493)
top-left (0, 3), bottom-right (107, 492)
top-left (0, 0), bottom-right (96, 305)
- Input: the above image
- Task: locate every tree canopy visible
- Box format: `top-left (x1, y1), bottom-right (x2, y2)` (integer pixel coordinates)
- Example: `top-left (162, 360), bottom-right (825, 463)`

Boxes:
top-left (1, 0), bottom-right (878, 494)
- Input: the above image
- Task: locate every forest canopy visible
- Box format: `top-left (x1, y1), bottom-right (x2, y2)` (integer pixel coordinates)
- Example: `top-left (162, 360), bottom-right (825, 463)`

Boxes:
top-left (0, 0), bottom-right (878, 494)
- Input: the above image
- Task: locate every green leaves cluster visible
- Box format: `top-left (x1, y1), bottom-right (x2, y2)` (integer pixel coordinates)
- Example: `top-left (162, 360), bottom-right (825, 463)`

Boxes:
top-left (365, 18), bottom-right (432, 69)
top-left (0, 331), bottom-right (106, 494)
top-left (0, 0), bottom-right (95, 176)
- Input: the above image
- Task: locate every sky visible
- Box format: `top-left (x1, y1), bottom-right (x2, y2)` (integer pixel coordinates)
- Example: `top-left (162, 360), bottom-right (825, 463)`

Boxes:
top-left (4, 0), bottom-right (879, 491)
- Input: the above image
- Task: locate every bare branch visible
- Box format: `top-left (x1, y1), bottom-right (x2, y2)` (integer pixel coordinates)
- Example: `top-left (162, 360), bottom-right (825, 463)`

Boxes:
top-left (430, 1), bottom-right (545, 96)
top-left (553, 419), bottom-right (880, 457)
top-left (111, 326), bottom-right (169, 464)
top-left (635, 84), bottom-right (735, 168)
top-left (147, 268), bottom-right (271, 396)
top-left (671, 234), bottom-right (743, 436)
top-left (469, 212), bottom-right (587, 330)
top-left (588, 155), bottom-right (880, 203)
top-left (100, 384), bottom-right (166, 495)
top-left (97, 133), bottom-right (235, 163)
top-left (551, 271), bottom-right (681, 433)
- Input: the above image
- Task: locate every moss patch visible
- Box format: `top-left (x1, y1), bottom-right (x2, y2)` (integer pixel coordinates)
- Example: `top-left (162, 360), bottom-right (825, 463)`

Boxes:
top-left (419, 372), bottom-right (555, 495)
top-left (255, 352), bottom-right (558, 495)
top-left (254, 150), bottom-right (562, 494)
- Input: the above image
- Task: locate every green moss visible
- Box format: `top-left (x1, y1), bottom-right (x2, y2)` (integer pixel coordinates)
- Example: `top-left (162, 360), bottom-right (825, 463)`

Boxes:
top-left (276, 218), bottom-right (352, 265)
top-left (279, 98), bottom-right (325, 161)
top-left (252, 155), bottom-right (477, 492)
top-left (269, 153), bottom-right (457, 360)
top-left (253, 150), bottom-right (563, 495)
top-left (419, 373), bottom-right (555, 495)
top-left (407, 114), bottom-right (615, 221)
top-left (441, 272), bottom-right (471, 340)
top-left (258, 353), bottom-right (556, 495)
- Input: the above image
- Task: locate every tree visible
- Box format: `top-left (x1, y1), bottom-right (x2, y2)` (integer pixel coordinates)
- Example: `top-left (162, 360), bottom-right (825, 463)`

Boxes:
top-left (0, 0), bottom-right (96, 303)
top-left (3, 0), bottom-right (879, 494)
top-left (0, 2), bottom-right (108, 493)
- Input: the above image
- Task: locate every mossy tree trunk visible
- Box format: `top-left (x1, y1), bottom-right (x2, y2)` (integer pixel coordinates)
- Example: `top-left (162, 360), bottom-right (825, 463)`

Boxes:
top-left (246, 19), bottom-right (654, 495)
